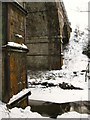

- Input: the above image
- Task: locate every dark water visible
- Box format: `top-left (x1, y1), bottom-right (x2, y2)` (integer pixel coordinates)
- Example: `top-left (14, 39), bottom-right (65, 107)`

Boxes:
top-left (29, 100), bottom-right (90, 119)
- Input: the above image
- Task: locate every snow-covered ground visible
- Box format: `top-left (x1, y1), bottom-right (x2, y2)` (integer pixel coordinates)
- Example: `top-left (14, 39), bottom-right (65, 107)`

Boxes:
top-left (28, 28), bottom-right (89, 103)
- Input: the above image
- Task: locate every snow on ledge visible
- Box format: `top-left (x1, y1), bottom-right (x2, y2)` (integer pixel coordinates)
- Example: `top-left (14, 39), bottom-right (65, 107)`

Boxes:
top-left (7, 42), bottom-right (28, 49)
top-left (8, 88), bottom-right (31, 105)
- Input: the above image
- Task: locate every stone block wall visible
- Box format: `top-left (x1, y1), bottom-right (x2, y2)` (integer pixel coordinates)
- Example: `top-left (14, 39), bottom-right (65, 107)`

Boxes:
top-left (26, 1), bottom-right (71, 70)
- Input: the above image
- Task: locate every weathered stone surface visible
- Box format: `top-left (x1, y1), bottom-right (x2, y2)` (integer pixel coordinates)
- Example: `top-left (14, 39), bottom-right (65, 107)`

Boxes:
top-left (26, 1), bottom-right (71, 70)
top-left (27, 56), bottom-right (48, 70)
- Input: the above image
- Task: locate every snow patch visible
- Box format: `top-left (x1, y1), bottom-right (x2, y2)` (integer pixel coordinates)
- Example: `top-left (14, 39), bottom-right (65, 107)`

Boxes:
top-left (0, 101), bottom-right (43, 119)
top-left (7, 42), bottom-right (28, 49)
top-left (57, 111), bottom-right (89, 118)
top-left (9, 106), bottom-right (43, 118)
top-left (29, 88), bottom-right (89, 104)
top-left (8, 88), bottom-right (31, 105)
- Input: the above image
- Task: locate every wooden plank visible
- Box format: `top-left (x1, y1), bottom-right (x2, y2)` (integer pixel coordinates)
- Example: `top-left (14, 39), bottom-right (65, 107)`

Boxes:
top-left (6, 90), bottom-right (31, 109)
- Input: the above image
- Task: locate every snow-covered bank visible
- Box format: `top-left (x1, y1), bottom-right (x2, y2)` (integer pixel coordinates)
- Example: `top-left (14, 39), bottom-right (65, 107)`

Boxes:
top-left (29, 88), bottom-right (89, 104)
top-left (57, 111), bottom-right (89, 118)
top-left (0, 101), bottom-right (43, 119)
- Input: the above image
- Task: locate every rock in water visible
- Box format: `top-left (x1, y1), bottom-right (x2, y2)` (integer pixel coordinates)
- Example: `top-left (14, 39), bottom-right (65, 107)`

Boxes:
top-left (59, 82), bottom-right (83, 90)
